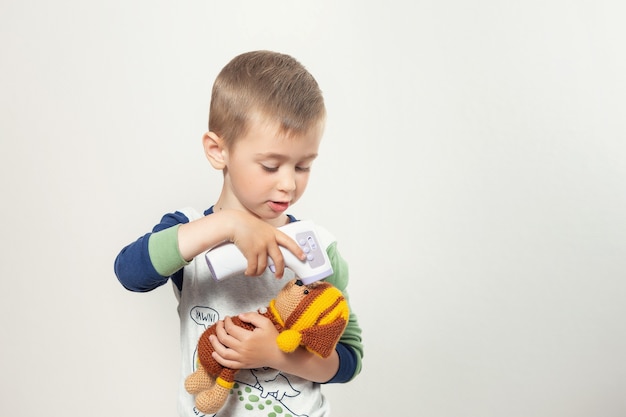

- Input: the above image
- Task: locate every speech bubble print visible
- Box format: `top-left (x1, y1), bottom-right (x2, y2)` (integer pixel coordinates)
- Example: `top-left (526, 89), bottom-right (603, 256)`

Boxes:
top-left (190, 306), bottom-right (219, 329)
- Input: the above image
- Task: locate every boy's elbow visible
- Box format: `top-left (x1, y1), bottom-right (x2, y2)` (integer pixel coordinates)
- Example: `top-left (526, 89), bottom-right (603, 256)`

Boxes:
top-left (114, 249), bottom-right (164, 292)
top-left (114, 252), bottom-right (141, 292)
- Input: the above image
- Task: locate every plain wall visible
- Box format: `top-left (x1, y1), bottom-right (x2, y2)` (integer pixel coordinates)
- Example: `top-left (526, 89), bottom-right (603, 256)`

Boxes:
top-left (1, 1), bottom-right (625, 416)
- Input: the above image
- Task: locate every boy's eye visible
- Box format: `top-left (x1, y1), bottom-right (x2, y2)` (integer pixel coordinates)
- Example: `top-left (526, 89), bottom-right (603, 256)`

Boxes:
top-left (261, 164), bottom-right (311, 173)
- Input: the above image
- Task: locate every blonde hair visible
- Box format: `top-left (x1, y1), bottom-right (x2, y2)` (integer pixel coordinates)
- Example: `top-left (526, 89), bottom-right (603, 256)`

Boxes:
top-left (208, 50), bottom-right (326, 146)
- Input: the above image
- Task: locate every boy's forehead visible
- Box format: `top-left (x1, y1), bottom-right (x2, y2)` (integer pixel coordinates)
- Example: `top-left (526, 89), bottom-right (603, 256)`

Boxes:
top-left (231, 117), bottom-right (323, 158)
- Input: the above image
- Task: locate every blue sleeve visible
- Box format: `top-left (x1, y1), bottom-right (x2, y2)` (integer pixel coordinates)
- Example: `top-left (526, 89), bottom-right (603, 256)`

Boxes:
top-left (114, 211), bottom-right (191, 292)
top-left (325, 342), bottom-right (359, 384)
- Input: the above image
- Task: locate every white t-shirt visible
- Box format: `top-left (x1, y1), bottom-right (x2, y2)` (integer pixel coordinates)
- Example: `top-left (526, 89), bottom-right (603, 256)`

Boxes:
top-left (174, 208), bottom-right (332, 417)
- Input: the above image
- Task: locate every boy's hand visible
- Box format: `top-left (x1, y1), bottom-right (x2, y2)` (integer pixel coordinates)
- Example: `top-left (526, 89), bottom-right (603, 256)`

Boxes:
top-left (230, 212), bottom-right (305, 278)
top-left (177, 209), bottom-right (305, 277)
top-left (210, 311), bottom-right (341, 383)
top-left (209, 313), bottom-right (282, 370)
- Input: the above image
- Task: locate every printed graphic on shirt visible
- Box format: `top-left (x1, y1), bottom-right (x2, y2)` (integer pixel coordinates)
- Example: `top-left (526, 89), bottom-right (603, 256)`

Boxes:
top-left (190, 305), bottom-right (219, 328)
top-left (188, 306), bottom-right (311, 417)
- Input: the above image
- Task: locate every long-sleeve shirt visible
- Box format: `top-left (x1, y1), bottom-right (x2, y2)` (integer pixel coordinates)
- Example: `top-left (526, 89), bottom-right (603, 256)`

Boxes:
top-left (114, 206), bottom-right (363, 417)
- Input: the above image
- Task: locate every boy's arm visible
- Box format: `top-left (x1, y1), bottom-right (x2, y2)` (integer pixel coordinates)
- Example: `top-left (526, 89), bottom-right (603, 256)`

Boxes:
top-left (273, 345), bottom-right (342, 383)
top-left (256, 240), bottom-right (363, 383)
top-left (177, 210), bottom-right (305, 278)
top-left (211, 313), bottom-right (343, 383)
top-left (114, 211), bottom-right (191, 292)
top-left (114, 209), bottom-right (307, 291)
top-left (210, 240), bottom-right (364, 383)
top-left (322, 242), bottom-right (364, 383)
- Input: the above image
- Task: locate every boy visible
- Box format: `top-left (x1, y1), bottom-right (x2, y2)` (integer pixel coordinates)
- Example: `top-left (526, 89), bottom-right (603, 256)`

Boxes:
top-left (114, 50), bottom-right (363, 416)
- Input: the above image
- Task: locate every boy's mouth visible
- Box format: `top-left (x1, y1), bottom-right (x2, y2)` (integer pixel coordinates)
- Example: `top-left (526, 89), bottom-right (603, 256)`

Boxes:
top-left (268, 201), bottom-right (289, 212)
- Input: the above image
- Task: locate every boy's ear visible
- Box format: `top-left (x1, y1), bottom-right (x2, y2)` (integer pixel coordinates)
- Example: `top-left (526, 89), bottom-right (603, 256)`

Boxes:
top-left (203, 131), bottom-right (227, 169)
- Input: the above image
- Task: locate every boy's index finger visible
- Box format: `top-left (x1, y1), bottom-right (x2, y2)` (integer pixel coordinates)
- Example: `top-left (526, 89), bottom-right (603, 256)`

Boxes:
top-left (266, 243), bottom-right (285, 278)
top-left (275, 230), bottom-right (306, 261)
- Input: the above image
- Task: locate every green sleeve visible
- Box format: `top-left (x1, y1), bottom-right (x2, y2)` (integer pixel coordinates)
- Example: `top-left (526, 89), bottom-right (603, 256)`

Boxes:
top-left (147, 224), bottom-right (189, 276)
top-left (325, 241), bottom-right (364, 378)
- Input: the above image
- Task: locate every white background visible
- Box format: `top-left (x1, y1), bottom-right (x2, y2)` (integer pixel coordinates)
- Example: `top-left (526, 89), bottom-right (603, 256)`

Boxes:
top-left (2, 1), bottom-right (625, 416)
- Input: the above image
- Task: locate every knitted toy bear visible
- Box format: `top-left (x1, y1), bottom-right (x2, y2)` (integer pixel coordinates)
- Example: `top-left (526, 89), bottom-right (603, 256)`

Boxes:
top-left (184, 278), bottom-right (349, 414)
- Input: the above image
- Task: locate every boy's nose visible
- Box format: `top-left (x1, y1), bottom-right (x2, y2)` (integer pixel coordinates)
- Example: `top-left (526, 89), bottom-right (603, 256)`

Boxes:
top-left (277, 171), bottom-right (296, 192)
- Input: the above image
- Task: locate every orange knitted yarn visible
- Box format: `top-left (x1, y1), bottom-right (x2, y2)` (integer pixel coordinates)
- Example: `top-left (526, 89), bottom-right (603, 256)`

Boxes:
top-left (277, 282), bottom-right (349, 357)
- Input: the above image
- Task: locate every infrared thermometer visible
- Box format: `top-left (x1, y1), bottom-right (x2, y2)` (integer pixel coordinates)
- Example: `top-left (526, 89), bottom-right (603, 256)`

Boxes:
top-left (205, 220), bottom-right (334, 284)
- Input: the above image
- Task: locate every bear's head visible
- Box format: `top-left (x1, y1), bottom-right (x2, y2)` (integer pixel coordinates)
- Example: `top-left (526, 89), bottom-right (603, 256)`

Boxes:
top-left (270, 279), bottom-right (349, 357)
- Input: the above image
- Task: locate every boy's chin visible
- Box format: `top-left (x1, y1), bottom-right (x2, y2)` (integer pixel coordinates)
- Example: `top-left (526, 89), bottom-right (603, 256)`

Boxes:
top-left (259, 212), bottom-right (289, 226)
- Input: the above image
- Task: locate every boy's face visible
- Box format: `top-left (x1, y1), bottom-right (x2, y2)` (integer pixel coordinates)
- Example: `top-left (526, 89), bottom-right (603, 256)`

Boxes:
top-left (220, 118), bottom-right (323, 226)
